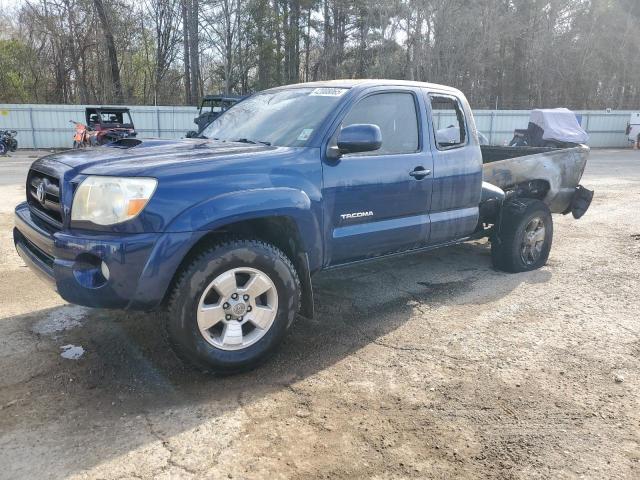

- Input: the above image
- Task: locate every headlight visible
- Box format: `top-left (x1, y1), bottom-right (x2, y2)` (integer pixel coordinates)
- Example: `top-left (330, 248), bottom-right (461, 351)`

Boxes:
top-left (71, 176), bottom-right (157, 225)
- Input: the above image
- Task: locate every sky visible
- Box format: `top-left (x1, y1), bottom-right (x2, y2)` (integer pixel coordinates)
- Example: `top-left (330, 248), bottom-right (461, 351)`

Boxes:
top-left (0, 0), bottom-right (21, 38)
top-left (0, 0), bottom-right (23, 13)
top-left (1, 0), bottom-right (19, 7)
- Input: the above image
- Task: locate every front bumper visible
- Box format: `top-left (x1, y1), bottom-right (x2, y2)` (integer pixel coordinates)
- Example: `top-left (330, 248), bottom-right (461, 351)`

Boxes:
top-left (14, 202), bottom-right (197, 310)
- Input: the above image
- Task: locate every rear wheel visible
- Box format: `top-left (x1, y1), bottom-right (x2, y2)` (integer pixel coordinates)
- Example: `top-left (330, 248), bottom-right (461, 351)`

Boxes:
top-left (166, 238), bottom-right (300, 373)
top-left (491, 198), bottom-right (553, 272)
top-left (0, 142), bottom-right (6, 156)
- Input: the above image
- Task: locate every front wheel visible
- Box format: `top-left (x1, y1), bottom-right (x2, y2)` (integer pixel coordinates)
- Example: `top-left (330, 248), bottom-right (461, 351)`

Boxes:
top-left (166, 238), bottom-right (300, 373)
top-left (491, 198), bottom-right (553, 272)
top-left (0, 142), bottom-right (6, 156)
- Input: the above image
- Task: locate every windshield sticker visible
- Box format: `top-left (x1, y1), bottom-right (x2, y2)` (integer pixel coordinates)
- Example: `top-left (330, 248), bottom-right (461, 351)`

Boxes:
top-left (297, 128), bottom-right (314, 141)
top-left (309, 87), bottom-right (348, 97)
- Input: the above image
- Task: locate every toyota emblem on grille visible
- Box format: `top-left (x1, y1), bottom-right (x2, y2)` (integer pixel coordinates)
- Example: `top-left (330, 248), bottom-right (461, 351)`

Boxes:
top-left (36, 181), bottom-right (46, 205)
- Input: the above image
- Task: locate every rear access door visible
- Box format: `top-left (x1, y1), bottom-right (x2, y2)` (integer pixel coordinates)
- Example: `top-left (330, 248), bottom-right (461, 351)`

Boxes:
top-left (322, 87), bottom-right (434, 265)
top-left (423, 91), bottom-right (482, 244)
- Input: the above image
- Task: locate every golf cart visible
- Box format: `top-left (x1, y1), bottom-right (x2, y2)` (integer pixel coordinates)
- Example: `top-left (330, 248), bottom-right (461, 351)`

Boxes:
top-left (509, 108), bottom-right (588, 148)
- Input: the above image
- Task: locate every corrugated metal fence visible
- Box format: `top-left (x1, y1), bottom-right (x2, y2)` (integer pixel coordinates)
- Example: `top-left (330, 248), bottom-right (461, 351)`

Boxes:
top-left (0, 104), bottom-right (635, 149)
top-left (446, 110), bottom-right (634, 148)
top-left (0, 104), bottom-right (198, 149)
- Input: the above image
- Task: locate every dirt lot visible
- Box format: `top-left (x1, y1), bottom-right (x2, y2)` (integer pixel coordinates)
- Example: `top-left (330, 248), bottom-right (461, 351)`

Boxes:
top-left (0, 149), bottom-right (639, 479)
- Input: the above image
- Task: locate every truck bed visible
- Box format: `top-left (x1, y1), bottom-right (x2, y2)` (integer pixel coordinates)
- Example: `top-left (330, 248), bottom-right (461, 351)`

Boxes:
top-left (481, 144), bottom-right (589, 213)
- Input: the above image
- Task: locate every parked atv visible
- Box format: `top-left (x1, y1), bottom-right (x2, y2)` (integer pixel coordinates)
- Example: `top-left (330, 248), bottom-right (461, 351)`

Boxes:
top-left (626, 112), bottom-right (640, 149)
top-left (85, 107), bottom-right (137, 145)
top-left (185, 95), bottom-right (243, 137)
top-left (0, 130), bottom-right (18, 155)
top-left (509, 108), bottom-right (588, 148)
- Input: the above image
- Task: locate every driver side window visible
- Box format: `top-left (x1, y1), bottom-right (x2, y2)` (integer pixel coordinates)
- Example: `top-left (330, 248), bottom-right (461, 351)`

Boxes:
top-left (341, 92), bottom-right (420, 155)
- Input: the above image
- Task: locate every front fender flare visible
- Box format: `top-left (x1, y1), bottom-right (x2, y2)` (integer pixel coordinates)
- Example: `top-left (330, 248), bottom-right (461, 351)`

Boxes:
top-left (167, 187), bottom-right (312, 232)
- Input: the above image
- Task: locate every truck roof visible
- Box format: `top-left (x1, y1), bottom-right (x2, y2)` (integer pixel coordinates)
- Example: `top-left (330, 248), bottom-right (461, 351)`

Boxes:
top-left (86, 107), bottom-right (131, 112)
top-left (202, 95), bottom-right (243, 102)
top-left (268, 79), bottom-right (462, 95)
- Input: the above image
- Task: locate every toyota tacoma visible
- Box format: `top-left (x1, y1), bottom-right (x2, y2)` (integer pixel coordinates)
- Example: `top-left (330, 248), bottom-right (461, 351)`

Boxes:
top-left (14, 80), bottom-right (593, 372)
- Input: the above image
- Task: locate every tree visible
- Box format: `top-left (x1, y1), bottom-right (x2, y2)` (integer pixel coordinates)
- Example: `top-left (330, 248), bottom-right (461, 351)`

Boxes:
top-left (2, 0), bottom-right (638, 109)
top-left (0, 39), bottom-right (36, 102)
top-left (144, 0), bottom-right (182, 103)
top-left (93, 0), bottom-right (124, 102)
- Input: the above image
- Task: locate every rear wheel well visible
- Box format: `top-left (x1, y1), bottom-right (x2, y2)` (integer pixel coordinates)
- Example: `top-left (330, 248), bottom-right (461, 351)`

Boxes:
top-left (162, 216), bottom-right (308, 308)
top-left (507, 179), bottom-right (550, 201)
top-left (480, 179), bottom-right (550, 230)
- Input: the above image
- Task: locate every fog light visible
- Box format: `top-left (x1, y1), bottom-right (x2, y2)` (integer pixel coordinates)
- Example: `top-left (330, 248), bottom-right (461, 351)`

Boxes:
top-left (100, 261), bottom-right (110, 281)
top-left (73, 253), bottom-right (109, 289)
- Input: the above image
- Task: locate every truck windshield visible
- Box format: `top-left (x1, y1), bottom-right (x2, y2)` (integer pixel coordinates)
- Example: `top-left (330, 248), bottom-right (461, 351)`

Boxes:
top-left (201, 87), bottom-right (349, 147)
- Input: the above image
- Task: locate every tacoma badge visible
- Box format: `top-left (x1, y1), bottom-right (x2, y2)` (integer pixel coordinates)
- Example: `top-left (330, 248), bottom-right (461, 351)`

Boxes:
top-left (340, 211), bottom-right (374, 220)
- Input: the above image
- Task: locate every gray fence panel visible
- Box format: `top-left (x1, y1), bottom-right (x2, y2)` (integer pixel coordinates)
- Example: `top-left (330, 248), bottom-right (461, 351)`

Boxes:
top-left (0, 104), bottom-right (635, 149)
top-left (0, 104), bottom-right (198, 148)
top-left (473, 110), bottom-right (532, 146)
top-left (578, 111), bottom-right (631, 148)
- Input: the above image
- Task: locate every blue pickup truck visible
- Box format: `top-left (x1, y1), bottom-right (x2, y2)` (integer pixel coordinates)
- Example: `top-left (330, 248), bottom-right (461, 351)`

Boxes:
top-left (14, 80), bottom-right (593, 372)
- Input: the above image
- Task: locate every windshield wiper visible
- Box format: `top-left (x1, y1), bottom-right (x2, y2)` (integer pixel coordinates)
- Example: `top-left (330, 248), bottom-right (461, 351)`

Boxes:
top-left (231, 138), bottom-right (271, 146)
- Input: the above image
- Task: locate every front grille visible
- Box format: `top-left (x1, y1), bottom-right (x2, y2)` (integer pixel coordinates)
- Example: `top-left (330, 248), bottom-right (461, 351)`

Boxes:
top-left (27, 169), bottom-right (63, 227)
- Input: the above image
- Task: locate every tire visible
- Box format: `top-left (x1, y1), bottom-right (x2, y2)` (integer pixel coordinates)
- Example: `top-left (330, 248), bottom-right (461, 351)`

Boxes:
top-left (0, 142), bottom-right (6, 156)
top-left (166, 238), bottom-right (301, 374)
top-left (491, 198), bottom-right (553, 273)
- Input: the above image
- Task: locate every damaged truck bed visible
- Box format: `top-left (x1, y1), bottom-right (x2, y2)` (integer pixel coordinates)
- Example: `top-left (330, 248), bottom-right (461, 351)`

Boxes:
top-left (481, 144), bottom-right (593, 218)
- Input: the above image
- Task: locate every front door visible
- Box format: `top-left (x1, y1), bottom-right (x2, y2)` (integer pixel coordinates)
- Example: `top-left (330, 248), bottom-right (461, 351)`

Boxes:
top-left (322, 88), bottom-right (434, 265)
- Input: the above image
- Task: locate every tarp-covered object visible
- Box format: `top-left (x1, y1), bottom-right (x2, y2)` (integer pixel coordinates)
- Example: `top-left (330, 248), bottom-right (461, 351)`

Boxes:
top-left (530, 108), bottom-right (589, 144)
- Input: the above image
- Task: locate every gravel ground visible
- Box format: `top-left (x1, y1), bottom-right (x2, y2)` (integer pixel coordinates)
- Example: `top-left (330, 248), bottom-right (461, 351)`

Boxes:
top-left (0, 149), bottom-right (639, 479)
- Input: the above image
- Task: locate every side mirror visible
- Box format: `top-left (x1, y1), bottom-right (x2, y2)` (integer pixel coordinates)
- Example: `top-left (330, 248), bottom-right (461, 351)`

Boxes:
top-left (337, 124), bottom-right (382, 155)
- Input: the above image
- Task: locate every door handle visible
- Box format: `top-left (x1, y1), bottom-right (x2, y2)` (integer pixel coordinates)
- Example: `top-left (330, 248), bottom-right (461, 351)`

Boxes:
top-left (409, 167), bottom-right (432, 179)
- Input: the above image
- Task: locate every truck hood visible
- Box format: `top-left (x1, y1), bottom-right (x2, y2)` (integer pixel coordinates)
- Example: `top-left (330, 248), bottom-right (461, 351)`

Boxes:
top-left (42, 138), bottom-right (275, 176)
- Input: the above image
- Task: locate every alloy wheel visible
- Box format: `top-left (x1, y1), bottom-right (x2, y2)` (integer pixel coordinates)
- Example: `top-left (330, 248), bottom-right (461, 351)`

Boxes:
top-left (520, 216), bottom-right (546, 265)
top-left (196, 267), bottom-right (278, 350)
